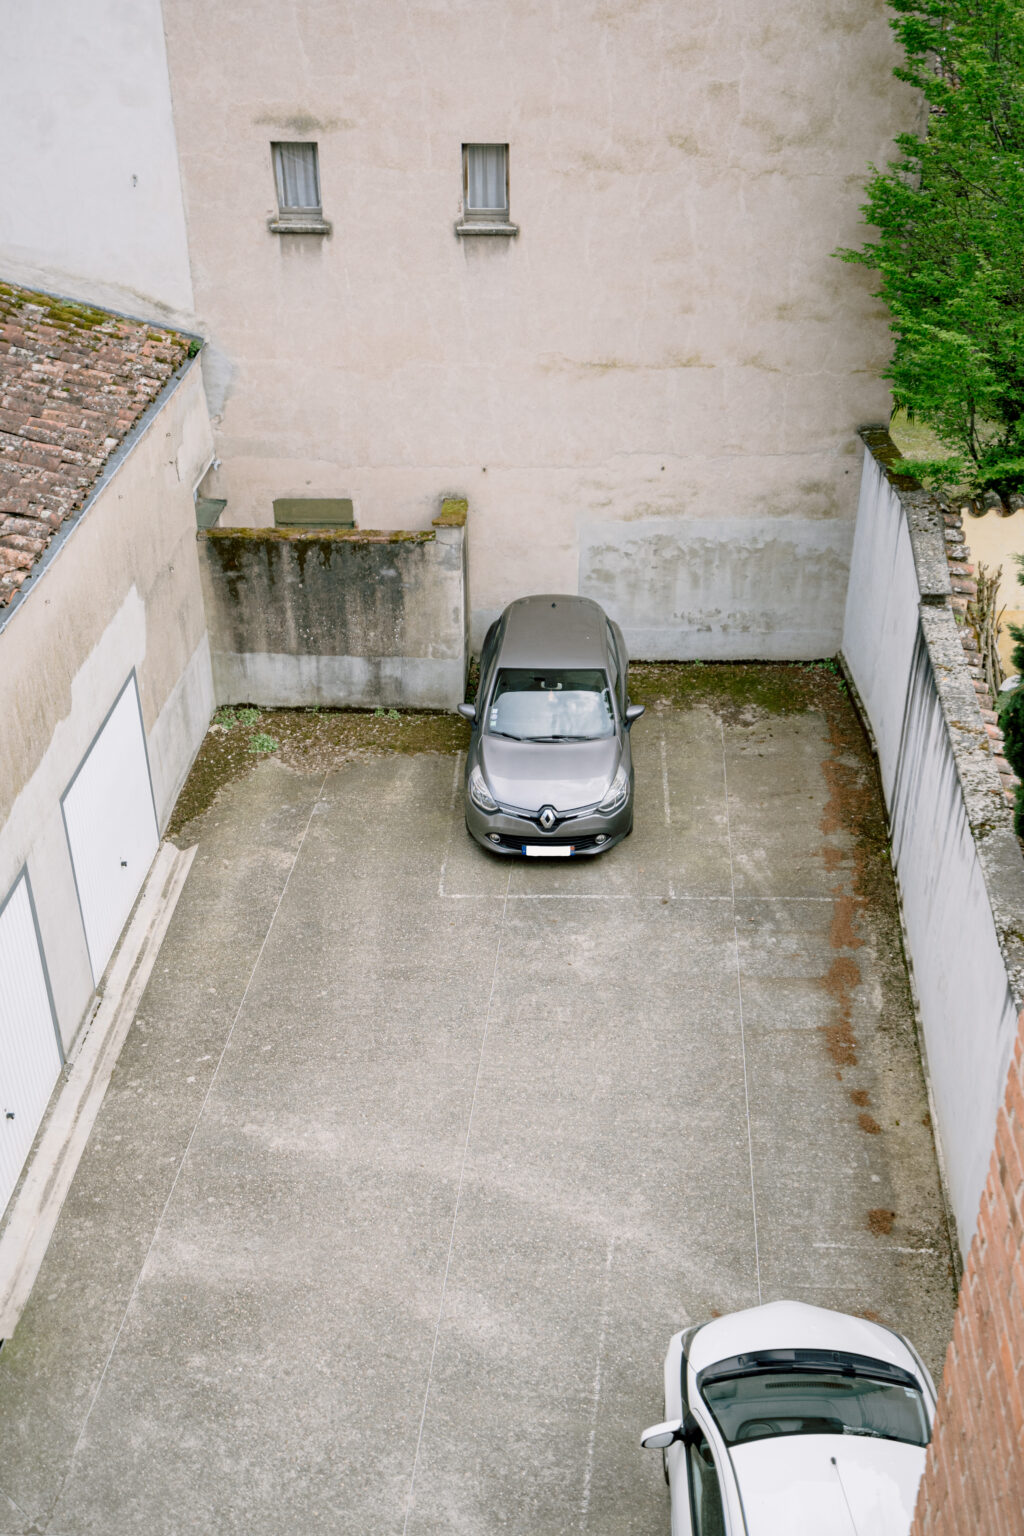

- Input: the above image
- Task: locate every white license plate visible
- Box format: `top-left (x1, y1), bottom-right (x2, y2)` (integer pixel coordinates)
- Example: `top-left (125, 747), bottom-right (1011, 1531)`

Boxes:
top-left (523, 845), bottom-right (573, 857)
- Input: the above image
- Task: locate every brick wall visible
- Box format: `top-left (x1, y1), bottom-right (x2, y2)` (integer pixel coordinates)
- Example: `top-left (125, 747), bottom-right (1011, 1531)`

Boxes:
top-left (913, 1008), bottom-right (1024, 1534)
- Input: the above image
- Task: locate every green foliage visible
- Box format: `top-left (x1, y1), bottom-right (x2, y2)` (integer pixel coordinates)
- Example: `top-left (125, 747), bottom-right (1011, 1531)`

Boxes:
top-left (838, 0), bottom-right (1024, 495)
top-left (215, 706), bottom-right (262, 730)
top-left (248, 732), bottom-right (279, 754)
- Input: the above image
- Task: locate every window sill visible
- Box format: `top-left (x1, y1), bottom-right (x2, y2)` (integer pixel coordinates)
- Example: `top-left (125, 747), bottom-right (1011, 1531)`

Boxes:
top-left (267, 215), bottom-right (332, 236)
top-left (454, 220), bottom-right (519, 237)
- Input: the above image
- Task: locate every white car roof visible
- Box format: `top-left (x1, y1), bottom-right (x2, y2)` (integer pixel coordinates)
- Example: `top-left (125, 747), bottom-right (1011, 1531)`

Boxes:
top-left (687, 1300), bottom-right (920, 1380)
top-left (728, 1434), bottom-right (927, 1536)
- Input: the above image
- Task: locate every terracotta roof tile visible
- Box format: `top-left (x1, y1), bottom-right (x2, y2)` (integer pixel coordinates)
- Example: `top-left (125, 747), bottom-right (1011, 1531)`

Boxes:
top-left (0, 281), bottom-right (193, 608)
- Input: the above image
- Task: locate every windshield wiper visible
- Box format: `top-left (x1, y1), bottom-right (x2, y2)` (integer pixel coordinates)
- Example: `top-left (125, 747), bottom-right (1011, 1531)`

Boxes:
top-left (841, 1427), bottom-right (886, 1439)
top-left (526, 734), bottom-right (591, 742)
top-left (488, 730), bottom-right (525, 740)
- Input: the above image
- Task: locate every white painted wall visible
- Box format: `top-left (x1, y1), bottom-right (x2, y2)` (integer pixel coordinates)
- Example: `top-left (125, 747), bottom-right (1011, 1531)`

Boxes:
top-left (161, 0), bottom-right (916, 653)
top-left (0, 364), bottom-right (214, 1055)
top-left (843, 450), bottom-right (1021, 1251)
top-left (0, 0), bottom-right (194, 324)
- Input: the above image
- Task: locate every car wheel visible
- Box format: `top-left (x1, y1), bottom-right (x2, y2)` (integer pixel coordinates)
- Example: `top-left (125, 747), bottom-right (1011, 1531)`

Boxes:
top-left (662, 1448), bottom-right (670, 1486)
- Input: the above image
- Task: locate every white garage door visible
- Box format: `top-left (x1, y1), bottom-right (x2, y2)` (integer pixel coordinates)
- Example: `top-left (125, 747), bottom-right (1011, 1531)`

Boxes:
top-left (0, 873), bottom-right (62, 1217)
top-left (62, 676), bottom-right (159, 982)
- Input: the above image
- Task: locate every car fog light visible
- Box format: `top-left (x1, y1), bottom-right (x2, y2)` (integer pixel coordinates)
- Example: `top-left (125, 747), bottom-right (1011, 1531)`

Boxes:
top-left (488, 833), bottom-right (501, 844)
top-left (595, 834), bottom-right (607, 844)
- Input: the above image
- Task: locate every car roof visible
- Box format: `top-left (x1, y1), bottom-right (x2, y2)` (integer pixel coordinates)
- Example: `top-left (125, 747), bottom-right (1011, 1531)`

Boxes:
top-left (497, 595), bottom-right (612, 670)
top-left (687, 1301), bottom-right (919, 1379)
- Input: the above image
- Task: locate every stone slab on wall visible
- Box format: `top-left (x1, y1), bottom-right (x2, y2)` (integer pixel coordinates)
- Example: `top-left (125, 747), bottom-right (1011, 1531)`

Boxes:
top-left (580, 515), bottom-right (854, 660)
top-left (842, 438), bottom-right (1024, 1253)
top-left (199, 515), bottom-right (467, 709)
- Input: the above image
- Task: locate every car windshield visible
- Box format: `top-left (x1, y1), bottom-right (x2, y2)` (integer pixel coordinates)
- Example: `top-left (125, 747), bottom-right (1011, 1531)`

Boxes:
top-left (486, 669), bottom-right (615, 741)
top-left (700, 1356), bottom-right (930, 1449)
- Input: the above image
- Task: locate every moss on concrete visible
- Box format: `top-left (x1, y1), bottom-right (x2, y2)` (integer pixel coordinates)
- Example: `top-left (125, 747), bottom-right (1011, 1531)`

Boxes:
top-left (167, 706), bottom-right (471, 842)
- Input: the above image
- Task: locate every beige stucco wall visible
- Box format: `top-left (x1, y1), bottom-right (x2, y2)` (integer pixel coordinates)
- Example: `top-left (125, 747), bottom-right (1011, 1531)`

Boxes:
top-left (163, 0), bottom-right (916, 654)
top-left (0, 363), bottom-right (214, 1049)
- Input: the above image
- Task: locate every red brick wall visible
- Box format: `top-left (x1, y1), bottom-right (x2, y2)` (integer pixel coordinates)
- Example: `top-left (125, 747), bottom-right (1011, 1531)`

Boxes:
top-left (913, 1010), bottom-right (1024, 1535)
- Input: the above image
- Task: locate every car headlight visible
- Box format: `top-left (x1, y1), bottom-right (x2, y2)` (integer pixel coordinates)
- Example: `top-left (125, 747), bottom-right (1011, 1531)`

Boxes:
top-left (468, 766), bottom-right (498, 812)
top-left (598, 764), bottom-right (629, 813)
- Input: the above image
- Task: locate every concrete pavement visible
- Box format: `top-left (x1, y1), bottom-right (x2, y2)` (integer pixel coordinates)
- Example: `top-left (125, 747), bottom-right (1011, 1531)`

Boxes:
top-left (0, 686), bottom-right (956, 1534)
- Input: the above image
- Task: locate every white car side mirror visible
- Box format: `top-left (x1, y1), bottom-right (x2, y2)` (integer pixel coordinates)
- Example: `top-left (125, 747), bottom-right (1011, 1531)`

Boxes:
top-left (641, 1419), bottom-right (683, 1450)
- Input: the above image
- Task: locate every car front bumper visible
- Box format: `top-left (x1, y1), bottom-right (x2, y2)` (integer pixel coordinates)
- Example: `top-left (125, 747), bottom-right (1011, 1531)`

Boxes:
top-left (464, 796), bottom-right (633, 856)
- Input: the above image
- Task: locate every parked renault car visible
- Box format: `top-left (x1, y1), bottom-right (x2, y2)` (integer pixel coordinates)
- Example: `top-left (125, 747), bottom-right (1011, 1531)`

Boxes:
top-left (641, 1301), bottom-right (937, 1536)
top-left (458, 594), bottom-right (644, 857)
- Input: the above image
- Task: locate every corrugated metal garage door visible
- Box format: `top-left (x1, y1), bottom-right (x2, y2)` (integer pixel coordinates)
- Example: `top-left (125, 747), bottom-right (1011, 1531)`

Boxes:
top-left (0, 872), bottom-right (62, 1217)
top-left (62, 675), bottom-right (159, 983)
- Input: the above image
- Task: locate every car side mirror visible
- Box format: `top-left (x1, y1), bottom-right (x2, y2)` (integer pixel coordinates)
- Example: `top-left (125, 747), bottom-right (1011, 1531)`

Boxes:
top-left (457, 703), bottom-right (477, 722)
top-left (625, 703), bottom-right (645, 726)
top-left (640, 1419), bottom-right (683, 1451)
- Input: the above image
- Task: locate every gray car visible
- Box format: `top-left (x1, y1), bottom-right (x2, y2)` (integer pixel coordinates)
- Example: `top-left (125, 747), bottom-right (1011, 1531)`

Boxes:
top-left (458, 594), bottom-right (644, 857)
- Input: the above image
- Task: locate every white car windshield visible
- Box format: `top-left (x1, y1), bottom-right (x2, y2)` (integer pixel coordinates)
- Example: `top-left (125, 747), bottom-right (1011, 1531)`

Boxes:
top-left (487, 669), bottom-right (615, 741)
top-left (699, 1354), bottom-right (930, 1448)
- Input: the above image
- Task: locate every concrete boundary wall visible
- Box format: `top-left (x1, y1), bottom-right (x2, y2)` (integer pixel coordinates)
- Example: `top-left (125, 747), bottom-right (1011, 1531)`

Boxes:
top-left (198, 502), bottom-right (468, 710)
top-left (842, 436), bottom-right (1024, 1253)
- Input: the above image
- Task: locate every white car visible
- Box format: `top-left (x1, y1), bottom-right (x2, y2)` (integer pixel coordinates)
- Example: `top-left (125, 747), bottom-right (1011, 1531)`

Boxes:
top-left (641, 1301), bottom-right (937, 1536)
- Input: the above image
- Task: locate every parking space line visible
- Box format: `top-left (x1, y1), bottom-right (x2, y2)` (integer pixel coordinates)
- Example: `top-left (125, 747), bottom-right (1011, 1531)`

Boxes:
top-left (404, 863), bottom-right (513, 1536)
top-left (579, 1235), bottom-right (616, 1530)
top-left (437, 751), bottom-right (464, 898)
top-left (720, 721), bottom-right (763, 1306)
top-left (660, 732), bottom-right (676, 900)
top-left (813, 1242), bottom-right (938, 1256)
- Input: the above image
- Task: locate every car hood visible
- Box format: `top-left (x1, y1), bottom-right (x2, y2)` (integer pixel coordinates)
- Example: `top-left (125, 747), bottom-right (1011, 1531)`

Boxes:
top-left (479, 735), bottom-right (620, 814)
top-left (729, 1434), bottom-right (926, 1536)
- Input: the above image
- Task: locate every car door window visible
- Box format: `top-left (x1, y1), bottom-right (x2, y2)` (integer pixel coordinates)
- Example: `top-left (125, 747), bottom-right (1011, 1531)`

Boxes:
top-left (688, 1430), bottom-right (726, 1536)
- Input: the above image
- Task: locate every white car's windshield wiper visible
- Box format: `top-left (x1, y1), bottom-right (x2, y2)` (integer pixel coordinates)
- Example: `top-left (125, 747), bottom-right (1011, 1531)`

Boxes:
top-left (526, 734), bottom-right (592, 742)
top-left (488, 729), bottom-right (525, 740)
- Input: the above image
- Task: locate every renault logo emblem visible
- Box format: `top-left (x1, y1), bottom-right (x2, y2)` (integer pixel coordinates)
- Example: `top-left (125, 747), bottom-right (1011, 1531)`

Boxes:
top-left (539, 806), bottom-right (557, 831)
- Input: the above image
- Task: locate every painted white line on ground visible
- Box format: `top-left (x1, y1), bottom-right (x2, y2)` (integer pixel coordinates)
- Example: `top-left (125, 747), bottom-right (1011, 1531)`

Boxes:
top-left (404, 864), bottom-right (513, 1536)
top-left (813, 1243), bottom-right (938, 1256)
top-left (0, 841), bottom-right (196, 1338)
top-left (437, 752), bottom-right (464, 898)
top-left (437, 891), bottom-right (837, 902)
top-left (660, 733), bottom-right (675, 899)
top-left (721, 721), bottom-right (763, 1307)
top-left (579, 1235), bottom-right (616, 1529)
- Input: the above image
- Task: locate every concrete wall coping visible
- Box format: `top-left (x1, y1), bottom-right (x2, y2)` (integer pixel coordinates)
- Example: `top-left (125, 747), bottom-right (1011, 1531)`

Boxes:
top-left (859, 428), bottom-right (952, 602)
top-left (200, 526), bottom-right (437, 546)
top-left (860, 429), bottom-right (1024, 1009)
top-left (432, 498), bottom-right (468, 529)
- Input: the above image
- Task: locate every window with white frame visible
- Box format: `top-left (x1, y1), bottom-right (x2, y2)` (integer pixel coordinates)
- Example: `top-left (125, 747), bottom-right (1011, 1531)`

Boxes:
top-left (271, 142), bottom-right (323, 221)
top-left (462, 144), bottom-right (510, 222)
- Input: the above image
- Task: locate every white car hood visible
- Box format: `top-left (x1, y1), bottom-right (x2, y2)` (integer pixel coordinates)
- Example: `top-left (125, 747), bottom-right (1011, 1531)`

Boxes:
top-left (479, 735), bottom-right (619, 814)
top-left (730, 1434), bottom-right (926, 1536)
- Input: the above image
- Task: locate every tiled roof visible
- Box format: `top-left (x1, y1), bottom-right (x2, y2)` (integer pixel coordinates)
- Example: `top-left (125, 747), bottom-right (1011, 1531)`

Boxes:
top-left (0, 282), bottom-right (193, 608)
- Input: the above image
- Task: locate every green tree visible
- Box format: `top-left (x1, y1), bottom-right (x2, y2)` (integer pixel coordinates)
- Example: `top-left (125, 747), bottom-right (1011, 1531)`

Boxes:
top-left (839, 0), bottom-right (1024, 496)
